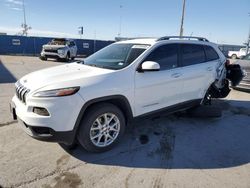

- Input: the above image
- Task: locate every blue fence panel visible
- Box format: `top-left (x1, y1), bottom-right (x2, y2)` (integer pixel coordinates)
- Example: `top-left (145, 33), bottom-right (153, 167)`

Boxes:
top-left (0, 35), bottom-right (114, 56)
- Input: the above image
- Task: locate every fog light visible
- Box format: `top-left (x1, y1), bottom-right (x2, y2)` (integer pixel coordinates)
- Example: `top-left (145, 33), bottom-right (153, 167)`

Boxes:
top-left (33, 107), bottom-right (50, 116)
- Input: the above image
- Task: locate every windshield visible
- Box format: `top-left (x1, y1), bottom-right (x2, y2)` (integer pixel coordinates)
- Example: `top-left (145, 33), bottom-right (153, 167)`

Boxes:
top-left (83, 43), bottom-right (150, 70)
top-left (49, 39), bottom-right (66, 45)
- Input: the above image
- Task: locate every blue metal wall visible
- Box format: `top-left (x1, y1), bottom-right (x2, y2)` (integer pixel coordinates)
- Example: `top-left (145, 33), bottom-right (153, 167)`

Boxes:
top-left (0, 35), bottom-right (114, 56)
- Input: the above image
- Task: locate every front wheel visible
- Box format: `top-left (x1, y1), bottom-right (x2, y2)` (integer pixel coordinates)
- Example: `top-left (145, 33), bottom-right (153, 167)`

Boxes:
top-left (64, 53), bottom-right (70, 62)
top-left (77, 103), bottom-right (125, 152)
top-left (40, 56), bottom-right (47, 61)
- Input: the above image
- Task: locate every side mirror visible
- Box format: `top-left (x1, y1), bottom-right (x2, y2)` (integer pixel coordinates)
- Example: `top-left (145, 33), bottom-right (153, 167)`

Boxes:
top-left (140, 61), bottom-right (160, 72)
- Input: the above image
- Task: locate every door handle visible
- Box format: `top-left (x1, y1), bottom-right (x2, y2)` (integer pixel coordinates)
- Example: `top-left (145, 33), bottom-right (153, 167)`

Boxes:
top-left (206, 67), bottom-right (213, 71)
top-left (171, 73), bottom-right (182, 78)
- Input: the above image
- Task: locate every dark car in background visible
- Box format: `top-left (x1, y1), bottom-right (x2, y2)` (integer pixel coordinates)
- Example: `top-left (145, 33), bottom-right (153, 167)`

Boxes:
top-left (232, 54), bottom-right (250, 91)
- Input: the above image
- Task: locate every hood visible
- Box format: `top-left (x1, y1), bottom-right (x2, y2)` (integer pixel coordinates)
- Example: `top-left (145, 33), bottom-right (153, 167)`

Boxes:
top-left (43, 44), bottom-right (66, 50)
top-left (19, 62), bottom-right (114, 91)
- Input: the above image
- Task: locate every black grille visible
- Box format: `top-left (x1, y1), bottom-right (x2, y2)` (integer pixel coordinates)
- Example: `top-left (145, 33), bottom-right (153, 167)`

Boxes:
top-left (44, 49), bottom-right (57, 53)
top-left (15, 81), bottom-right (30, 103)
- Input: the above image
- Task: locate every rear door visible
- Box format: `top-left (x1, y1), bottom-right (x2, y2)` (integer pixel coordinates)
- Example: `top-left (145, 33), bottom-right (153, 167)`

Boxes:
top-left (178, 44), bottom-right (219, 101)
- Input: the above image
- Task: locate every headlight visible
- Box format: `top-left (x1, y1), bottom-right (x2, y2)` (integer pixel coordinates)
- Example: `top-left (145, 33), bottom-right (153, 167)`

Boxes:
top-left (33, 87), bottom-right (80, 97)
top-left (58, 49), bottom-right (65, 54)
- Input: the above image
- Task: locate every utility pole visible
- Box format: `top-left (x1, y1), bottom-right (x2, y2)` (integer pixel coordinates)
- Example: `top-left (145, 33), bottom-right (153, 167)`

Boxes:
top-left (246, 27), bottom-right (250, 54)
top-left (118, 5), bottom-right (123, 37)
top-left (179, 0), bottom-right (186, 37)
top-left (246, 13), bottom-right (250, 54)
top-left (21, 0), bottom-right (31, 36)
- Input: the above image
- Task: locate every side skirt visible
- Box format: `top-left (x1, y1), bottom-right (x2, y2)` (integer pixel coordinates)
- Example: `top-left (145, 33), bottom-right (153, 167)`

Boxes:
top-left (134, 99), bottom-right (202, 120)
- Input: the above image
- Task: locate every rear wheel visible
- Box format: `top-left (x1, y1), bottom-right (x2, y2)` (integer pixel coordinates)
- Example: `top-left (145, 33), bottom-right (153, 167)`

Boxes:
top-left (77, 103), bottom-right (125, 152)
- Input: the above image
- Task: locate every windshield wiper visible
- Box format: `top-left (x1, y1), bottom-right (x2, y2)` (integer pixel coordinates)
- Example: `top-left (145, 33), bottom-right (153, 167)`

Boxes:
top-left (85, 64), bottom-right (105, 68)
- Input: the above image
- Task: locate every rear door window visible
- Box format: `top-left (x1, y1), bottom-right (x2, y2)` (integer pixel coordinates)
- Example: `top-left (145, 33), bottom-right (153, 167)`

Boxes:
top-left (204, 45), bottom-right (219, 61)
top-left (181, 44), bottom-right (206, 66)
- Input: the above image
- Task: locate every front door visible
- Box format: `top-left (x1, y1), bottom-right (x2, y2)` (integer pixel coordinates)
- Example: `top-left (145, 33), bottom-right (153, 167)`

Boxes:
top-left (134, 44), bottom-right (184, 116)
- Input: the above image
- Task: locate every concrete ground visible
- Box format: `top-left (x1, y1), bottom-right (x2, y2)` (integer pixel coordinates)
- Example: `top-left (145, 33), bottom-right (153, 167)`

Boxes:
top-left (0, 55), bottom-right (250, 188)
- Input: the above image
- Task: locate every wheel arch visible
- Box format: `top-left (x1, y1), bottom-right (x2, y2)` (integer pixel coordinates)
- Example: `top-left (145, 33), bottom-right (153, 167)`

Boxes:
top-left (67, 51), bottom-right (70, 57)
top-left (71, 95), bottom-right (133, 143)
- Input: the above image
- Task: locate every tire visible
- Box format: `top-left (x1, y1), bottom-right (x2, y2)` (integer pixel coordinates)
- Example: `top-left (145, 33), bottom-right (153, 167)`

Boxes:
top-left (77, 103), bottom-right (126, 152)
top-left (231, 54), bottom-right (237, 59)
top-left (64, 53), bottom-right (70, 62)
top-left (187, 105), bottom-right (222, 118)
top-left (40, 56), bottom-right (47, 61)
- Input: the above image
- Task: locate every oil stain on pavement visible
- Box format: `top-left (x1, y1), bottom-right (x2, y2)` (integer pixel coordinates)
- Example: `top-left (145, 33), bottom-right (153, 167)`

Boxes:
top-left (42, 154), bottom-right (82, 188)
top-left (42, 172), bottom-right (82, 188)
top-left (56, 154), bottom-right (70, 168)
top-left (139, 134), bottom-right (149, 144)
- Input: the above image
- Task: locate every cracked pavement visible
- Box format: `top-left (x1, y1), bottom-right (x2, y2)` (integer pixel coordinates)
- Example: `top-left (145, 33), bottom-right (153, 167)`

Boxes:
top-left (0, 55), bottom-right (250, 188)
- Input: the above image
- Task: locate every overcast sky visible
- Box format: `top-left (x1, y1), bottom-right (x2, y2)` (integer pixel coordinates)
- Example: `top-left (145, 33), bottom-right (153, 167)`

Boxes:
top-left (0, 0), bottom-right (249, 45)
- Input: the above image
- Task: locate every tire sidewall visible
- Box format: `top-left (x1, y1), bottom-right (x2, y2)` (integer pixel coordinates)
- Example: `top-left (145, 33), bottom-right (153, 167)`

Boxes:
top-left (77, 103), bottom-right (125, 152)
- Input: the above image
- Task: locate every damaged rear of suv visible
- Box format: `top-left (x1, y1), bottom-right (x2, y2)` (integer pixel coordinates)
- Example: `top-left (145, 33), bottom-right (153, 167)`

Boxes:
top-left (11, 36), bottom-right (243, 152)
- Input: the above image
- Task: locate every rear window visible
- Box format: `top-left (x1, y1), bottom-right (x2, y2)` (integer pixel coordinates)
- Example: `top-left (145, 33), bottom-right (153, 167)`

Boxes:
top-left (181, 44), bottom-right (206, 66)
top-left (204, 45), bottom-right (219, 61)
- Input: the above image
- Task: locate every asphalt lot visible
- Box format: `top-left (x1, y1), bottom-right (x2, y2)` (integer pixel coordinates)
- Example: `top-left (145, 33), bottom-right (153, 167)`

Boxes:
top-left (0, 55), bottom-right (250, 188)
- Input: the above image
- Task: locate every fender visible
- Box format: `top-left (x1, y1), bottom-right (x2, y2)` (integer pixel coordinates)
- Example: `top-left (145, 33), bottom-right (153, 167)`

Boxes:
top-left (70, 95), bottom-right (133, 144)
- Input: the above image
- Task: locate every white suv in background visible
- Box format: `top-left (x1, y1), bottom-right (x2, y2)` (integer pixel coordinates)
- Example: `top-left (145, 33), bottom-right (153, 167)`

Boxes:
top-left (40, 38), bottom-right (77, 61)
top-left (11, 36), bottom-right (242, 152)
top-left (228, 48), bottom-right (250, 59)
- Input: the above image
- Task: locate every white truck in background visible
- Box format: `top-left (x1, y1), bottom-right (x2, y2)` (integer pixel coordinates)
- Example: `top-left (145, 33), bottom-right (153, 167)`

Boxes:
top-left (228, 48), bottom-right (250, 59)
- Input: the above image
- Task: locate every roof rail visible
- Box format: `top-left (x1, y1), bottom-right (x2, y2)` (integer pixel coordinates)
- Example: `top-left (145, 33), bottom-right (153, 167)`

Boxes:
top-left (157, 36), bottom-right (209, 42)
top-left (115, 37), bottom-right (156, 41)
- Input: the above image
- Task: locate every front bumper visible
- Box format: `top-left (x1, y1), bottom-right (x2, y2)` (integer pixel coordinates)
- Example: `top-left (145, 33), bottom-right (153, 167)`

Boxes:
top-left (10, 93), bottom-right (85, 144)
top-left (16, 117), bottom-right (74, 144)
top-left (41, 51), bottom-right (66, 59)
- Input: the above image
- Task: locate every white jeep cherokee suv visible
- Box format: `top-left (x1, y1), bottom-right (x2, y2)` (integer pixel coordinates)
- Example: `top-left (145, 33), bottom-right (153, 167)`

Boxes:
top-left (40, 38), bottom-right (77, 61)
top-left (11, 36), bottom-right (242, 152)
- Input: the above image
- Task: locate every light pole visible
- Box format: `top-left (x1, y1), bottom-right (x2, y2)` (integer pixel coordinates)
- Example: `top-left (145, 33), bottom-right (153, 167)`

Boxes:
top-left (78, 26), bottom-right (83, 39)
top-left (179, 0), bottom-right (186, 37)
